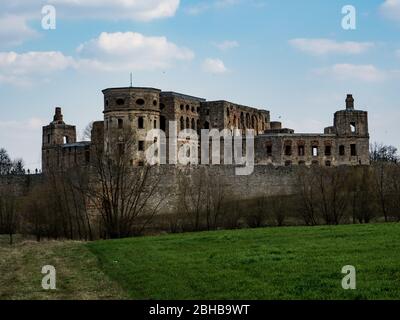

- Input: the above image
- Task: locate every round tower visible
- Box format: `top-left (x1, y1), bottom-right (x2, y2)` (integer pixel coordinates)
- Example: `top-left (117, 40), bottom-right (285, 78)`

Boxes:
top-left (102, 87), bottom-right (162, 165)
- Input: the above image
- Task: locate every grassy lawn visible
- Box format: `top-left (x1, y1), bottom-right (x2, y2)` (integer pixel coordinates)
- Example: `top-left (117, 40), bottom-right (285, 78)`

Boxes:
top-left (1, 223), bottom-right (400, 300)
top-left (87, 223), bottom-right (400, 300)
top-left (0, 238), bottom-right (126, 300)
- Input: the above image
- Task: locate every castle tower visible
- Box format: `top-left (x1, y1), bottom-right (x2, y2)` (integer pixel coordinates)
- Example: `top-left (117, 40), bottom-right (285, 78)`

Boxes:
top-left (334, 94), bottom-right (368, 137)
top-left (333, 94), bottom-right (370, 165)
top-left (102, 87), bottom-right (162, 165)
top-left (42, 107), bottom-right (77, 172)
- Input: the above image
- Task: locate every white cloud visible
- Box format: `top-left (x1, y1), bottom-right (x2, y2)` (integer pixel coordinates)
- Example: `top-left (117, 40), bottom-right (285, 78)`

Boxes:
top-left (202, 58), bottom-right (228, 74)
top-left (314, 64), bottom-right (386, 82)
top-left (0, 31), bottom-right (194, 85)
top-left (186, 0), bottom-right (240, 15)
top-left (289, 38), bottom-right (374, 55)
top-left (215, 40), bottom-right (239, 51)
top-left (1, 0), bottom-right (180, 22)
top-left (77, 32), bottom-right (194, 71)
top-left (0, 15), bottom-right (38, 48)
top-left (0, 51), bottom-right (76, 85)
top-left (380, 0), bottom-right (400, 21)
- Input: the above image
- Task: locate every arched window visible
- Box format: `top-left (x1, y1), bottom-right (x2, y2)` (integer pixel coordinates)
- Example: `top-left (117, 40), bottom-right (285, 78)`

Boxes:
top-left (180, 117), bottom-right (184, 131)
top-left (186, 117), bottom-right (190, 129)
top-left (191, 118), bottom-right (195, 130)
top-left (204, 121), bottom-right (210, 129)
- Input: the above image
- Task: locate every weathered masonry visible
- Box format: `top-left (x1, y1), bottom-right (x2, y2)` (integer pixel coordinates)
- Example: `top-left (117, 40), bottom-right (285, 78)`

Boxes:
top-left (42, 87), bottom-right (369, 173)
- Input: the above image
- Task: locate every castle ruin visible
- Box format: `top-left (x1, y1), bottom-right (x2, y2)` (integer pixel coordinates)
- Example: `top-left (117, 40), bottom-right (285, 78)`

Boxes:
top-left (42, 87), bottom-right (370, 172)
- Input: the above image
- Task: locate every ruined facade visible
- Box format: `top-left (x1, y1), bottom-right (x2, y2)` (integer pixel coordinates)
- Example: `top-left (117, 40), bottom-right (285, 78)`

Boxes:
top-left (42, 87), bottom-right (370, 173)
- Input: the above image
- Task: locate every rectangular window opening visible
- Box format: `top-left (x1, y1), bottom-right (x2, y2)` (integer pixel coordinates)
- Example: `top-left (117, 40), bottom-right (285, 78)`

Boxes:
top-left (350, 122), bottom-right (356, 133)
top-left (138, 117), bottom-right (144, 129)
top-left (285, 145), bottom-right (292, 156)
top-left (351, 144), bottom-right (357, 156)
top-left (312, 146), bottom-right (318, 157)
top-left (298, 145), bottom-right (305, 156)
top-left (325, 145), bottom-right (332, 156)
top-left (138, 140), bottom-right (145, 151)
top-left (266, 145), bottom-right (272, 156)
top-left (118, 119), bottom-right (123, 129)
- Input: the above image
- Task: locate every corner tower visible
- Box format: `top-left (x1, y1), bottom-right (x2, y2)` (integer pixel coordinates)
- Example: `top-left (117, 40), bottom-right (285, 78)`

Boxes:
top-left (102, 87), bottom-right (162, 165)
top-left (334, 94), bottom-right (370, 165)
top-left (334, 94), bottom-right (369, 137)
top-left (42, 107), bottom-right (77, 172)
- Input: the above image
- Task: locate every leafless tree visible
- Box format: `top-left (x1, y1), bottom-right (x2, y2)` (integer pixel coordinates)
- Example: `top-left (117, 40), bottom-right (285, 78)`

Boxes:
top-left (177, 167), bottom-right (206, 231)
top-left (372, 162), bottom-right (392, 222)
top-left (370, 142), bottom-right (398, 163)
top-left (245, 195), bottom-right (270, 228)
top-left (0, 148), bottom-right (12, 175)
top-left (315, 167), bottom-right (349, 225)
top-left (204, 170), bottom-right (228, 230)
top-left (296, 168), bottom-right (318, 226)
top-left (85, 127), bottom-right (165, 239)
top-left (0, 184), bottom-right (19, 245)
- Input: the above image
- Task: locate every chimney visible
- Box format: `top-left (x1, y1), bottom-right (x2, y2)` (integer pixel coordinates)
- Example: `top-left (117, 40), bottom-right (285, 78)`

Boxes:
top-left (53, 107), bottom-right (64, 122)
top-left (346, 94), bottom-right (354, 110)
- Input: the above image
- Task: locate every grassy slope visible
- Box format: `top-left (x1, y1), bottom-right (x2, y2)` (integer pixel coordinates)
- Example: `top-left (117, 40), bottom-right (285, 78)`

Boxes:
top-left (0, 238), bottom-right (126, 300)
top-left (87, 223), bottom-right (400, 300)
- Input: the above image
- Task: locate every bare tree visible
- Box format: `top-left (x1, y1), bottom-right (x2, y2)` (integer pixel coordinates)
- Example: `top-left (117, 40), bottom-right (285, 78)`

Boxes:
top-left (205, 170), bottom-right (228, 230)
top-left (349, 167), bottom-right (376, 224)
top-left (0, 148), bottom-right (12, 175)
top-left (296, 168), bottom-right (318, 226)
top-left (177, 167), bottom-right (206, 232)
top-left (315, 167), bottom-right (349, 225)
top-left (271, 194), bottom-right (287, 227)
top-left (0, 185), bottom-right (19, 245)
top-left (246, 196), bottom-right (269, 228)
top-left (370, 143), bottom-right (398, 163)
top-left (85, 127), bottom-right (165, 239)
top-left (372, 162), bottom-right (391, 222)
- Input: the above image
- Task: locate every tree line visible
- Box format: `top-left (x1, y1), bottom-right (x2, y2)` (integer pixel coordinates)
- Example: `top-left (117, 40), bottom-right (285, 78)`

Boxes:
top-left (0, 143), bottom-right (399, 244)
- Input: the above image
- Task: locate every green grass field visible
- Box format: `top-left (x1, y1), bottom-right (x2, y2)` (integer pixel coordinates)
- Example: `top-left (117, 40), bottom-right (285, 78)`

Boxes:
top-left (1, 223), bottom-right (400, 300)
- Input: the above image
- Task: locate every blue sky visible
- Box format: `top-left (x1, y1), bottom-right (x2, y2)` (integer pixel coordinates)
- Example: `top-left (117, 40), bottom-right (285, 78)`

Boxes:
top-left (0, 0), bottom-right (399, 170)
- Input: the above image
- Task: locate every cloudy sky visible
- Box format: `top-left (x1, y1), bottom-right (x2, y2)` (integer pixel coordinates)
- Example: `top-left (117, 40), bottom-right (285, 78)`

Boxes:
top-left (0, 0), bottom-right (399, 170)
